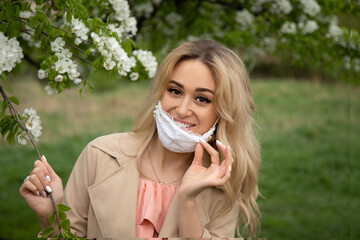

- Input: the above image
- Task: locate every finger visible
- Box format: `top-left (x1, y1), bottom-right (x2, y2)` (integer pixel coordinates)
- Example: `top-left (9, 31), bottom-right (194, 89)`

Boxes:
top-left (41, 155), bottom-right (57, 179)
top-left (28, 172), bottom-right (45, 193)
top-left (192, 143), bottom-right (204, 166)
top-left (34, 160), bottom-right (51, 183)
top-left (200, 140), bottom-right (220, 165)
top-left (27, 174), bottom-right (46, 197)
top-left (216, 141), bottom-right (233, 177)
top-left (20, 180), bottom-right (40, 197)
top-left (31, 166), bottom-right (49, 189)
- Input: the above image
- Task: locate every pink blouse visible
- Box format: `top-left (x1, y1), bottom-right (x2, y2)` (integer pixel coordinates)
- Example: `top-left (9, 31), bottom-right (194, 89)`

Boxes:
top-left (136, 178), bottom-right (179, 238)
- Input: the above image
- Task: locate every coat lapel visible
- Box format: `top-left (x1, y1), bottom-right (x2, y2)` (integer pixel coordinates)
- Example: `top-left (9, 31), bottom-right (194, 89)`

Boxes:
top-left (87, 133), bottom-right (140, 238)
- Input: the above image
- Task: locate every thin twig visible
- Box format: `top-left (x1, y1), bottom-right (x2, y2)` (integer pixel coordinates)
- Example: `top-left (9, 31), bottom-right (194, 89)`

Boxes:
top-left (0, 85), bottom-right (41, 160)
top-left (49, 192), bottom-right (62, 237)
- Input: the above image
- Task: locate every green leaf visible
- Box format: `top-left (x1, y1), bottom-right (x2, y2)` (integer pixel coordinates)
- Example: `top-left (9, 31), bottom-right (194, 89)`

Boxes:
top-left (84, 47), bottom-right (92, 57)
top-left (50, 55), bottom-right (58, 62)
top-left (121, 41), bottom-right (132, 55)
top-left (41, 38), bottom-right (48, 49)
top-left (92, 58), bottom-right (102, 69)
top-left (28, 16), bottom-right (39, 28)
top-left (0, 112), bottom-right (5, 121)
top-left (64, 229), bottom-right (78, 239)
top-left (42, 227), bottom-right (54, 238)
top-left (57, 204), bottom-right (71, 212)
top-left (0, 73), bottom-right (9, 84)
top-left (87, 81), bottom-right (94, 92)
top-left (66, 11), bottom-right (72, 23)
top-left (128, 39), bottom-right (136, 48)
top-left (76, 3), bottom-right (88, 19)
top-left (60, 219), bottom-right (70, 229)
top-left (49, 211), bottom-right (56, 226)
top-left (1, 101), bottom-right (8, 113)
top-left (8, 96), bottom-right (19, 105)
top-left (59, 211), bottom-right (67, 221)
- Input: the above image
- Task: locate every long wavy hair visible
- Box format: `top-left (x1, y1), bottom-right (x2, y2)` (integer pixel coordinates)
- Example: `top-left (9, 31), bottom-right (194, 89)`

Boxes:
top-left (133, 40), bottom-right (261, 237)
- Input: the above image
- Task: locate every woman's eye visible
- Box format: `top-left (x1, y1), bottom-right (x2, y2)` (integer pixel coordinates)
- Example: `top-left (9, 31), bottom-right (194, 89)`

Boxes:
top-left (167, 88), bottom-right (181, 96)
top-left (196, 96), bottom-right (211, 103)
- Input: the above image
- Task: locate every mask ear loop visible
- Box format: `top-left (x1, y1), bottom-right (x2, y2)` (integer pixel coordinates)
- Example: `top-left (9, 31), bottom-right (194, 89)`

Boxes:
top-left (207, 116), bottom-right (220, 142)
top-left (212, 117), bottom-right (220, 128)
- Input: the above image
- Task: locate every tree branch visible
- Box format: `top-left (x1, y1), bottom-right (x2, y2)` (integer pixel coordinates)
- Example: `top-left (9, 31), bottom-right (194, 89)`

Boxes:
top-left (0, 85), bottom-right (61, 235)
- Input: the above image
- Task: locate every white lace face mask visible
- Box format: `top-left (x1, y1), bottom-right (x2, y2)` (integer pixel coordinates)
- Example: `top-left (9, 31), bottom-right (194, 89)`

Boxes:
top-left (154, 101), bottom-right (218, 153)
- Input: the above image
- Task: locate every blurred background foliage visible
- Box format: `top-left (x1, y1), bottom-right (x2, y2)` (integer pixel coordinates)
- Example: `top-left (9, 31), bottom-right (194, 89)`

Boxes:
top-left (132, 0), bottom-right (360, 84)
top-left (1, 0), bottom-right (359, 239)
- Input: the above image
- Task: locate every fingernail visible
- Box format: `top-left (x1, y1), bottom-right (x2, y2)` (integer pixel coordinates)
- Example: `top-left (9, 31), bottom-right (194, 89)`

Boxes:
top-left (46, 175), bottom-right (51, 183)
top-left (36, 191), bottom-right (40, 196)
top-left (45, 185), bottom-right (52, 193)
top-left (199, 138), bottom-right (206, 143)
top-left (42, 155), bottom-right (47, 163)
top-left (42, 191), bottom-right (47, 197)
top-left (228, 145), bottom-right (231, 151)
top-left (228, 165), bottom-right (232, 173)
top-left (216, 140), bottom-right (223, 145)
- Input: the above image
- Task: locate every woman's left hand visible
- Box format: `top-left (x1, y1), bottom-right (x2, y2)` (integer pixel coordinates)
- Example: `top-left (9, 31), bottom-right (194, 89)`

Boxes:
top-left (178, 140), bottom-right (233, 201)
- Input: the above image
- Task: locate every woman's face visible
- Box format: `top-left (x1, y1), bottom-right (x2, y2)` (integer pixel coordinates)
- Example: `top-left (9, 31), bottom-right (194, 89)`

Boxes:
top-left (161, 59), bottom-right (218, 135)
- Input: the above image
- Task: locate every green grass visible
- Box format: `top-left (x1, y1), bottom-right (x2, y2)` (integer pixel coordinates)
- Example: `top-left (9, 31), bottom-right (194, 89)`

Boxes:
top-left (0, 78), bottom-right (358, 238)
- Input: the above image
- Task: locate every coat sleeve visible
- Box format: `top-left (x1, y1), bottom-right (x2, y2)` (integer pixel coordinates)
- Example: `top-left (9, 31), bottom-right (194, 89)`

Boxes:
top-left (197, 188), bottom-right (240, 238)
top-left (62, 143), bottom-right (98, 237)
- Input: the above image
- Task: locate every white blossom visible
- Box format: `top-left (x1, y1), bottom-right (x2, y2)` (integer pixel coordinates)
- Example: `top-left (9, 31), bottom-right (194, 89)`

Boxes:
top-left (0, 32), bottom-right (23, 75)
top-left (280, 22), bottom-right (297, 34)
top-left (301, 20), bottom-right (319, 34)
top-left (55, 74), bottom-right (63, 82)
top-left (123, 17), bottom-right (138, 36)
top-left (165, 12), bottom-right (183, 26)
top-left (91, 32), bottom-right (101, 43)
top-left (19, 11), bottom-right (41, 47)
top-left (270, 0), bottom-right (292, 14)
top-left (70, 18), bottom-right (90, 45)
top-left (91, 33), bottom-right (139, 76)
top-left (262, 37), bottom-right (277, 53)
top-left (327, 24), bottom-right (343, 40)
top-left (133, 50), bottom-right (158, 78)
top-left (47, 37), bottom-right (82, 84)
top-left (44, 85), bottom-right (57, 95)
top-left (73, 78), bottom-right (82, 84)
top-left (17, 132), bottom-right (27, 145)
top-left (235, 10), bottom-right (254, 29)
top-left (300, 0), bottom-right (321, 17)
top-left (19, 11), bottom-right (34, 19)
top-left (104, 58), bottom-right (116, 70)
top-left (108, 24), bottom-right (124, 39)
top-left (129, 72), bottom-right (139, 81)
top-left (17, 107), bottom-right (43, 145)
top-left (111, 0), bottom-right (130, 21)
top-left (134, 2), bottom-right (154, 17)
top-left (37, 69), bottom-right (48, 79)
top-left (343, 56), bottom-right (351, 70)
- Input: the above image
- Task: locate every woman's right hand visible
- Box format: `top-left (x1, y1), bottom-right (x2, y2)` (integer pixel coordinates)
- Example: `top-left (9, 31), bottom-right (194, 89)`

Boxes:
top-left (19, 155), bottom-right (64, 223)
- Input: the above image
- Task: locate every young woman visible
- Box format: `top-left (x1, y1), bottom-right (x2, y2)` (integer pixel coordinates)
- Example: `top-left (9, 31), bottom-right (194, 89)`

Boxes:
top-left (20, 40), bottom-right (261, 238)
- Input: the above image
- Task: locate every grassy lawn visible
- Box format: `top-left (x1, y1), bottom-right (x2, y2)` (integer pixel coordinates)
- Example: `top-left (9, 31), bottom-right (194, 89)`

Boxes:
top-left (0, 77), bottom-right (358, 238)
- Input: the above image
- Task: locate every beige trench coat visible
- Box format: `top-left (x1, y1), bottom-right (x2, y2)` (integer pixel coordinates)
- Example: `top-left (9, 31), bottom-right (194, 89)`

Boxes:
top-left (62, 132), bottom-right (239, 238)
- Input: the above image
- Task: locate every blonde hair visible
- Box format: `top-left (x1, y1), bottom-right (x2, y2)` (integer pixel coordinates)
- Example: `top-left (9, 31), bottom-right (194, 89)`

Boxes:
top-left (133, 40), bottom-right (261, 237)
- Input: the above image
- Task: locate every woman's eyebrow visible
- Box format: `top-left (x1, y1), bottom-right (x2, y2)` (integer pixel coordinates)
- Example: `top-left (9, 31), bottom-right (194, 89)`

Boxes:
top-left (169, 80), bottom-right (215, 95)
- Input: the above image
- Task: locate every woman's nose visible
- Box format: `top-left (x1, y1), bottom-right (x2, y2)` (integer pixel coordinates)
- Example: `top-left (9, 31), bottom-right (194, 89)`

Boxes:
top-left (176, 99), bottom-right (192, 117)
